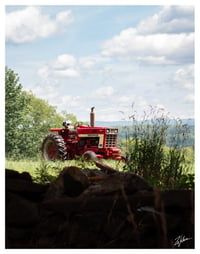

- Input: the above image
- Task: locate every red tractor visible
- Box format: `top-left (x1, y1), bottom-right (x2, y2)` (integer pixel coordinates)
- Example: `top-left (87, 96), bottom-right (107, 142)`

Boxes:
top-left (41, 107), bottom-right (123, 161)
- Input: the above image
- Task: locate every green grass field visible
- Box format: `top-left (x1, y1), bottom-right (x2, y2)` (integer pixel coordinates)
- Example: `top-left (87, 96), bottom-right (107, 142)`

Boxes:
top-left (5, 154), bottom-right (194, 189)
top-left (5, 158), bottom-right (125, 179)
top-left (5, 155), bottom-right (194, 176)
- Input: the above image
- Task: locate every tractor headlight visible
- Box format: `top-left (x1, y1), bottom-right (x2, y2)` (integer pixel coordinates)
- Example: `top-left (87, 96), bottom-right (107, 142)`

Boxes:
top-left (106, 129), bottom-right (110, 133)
top-left (114, 129), bottom-right (118, 133)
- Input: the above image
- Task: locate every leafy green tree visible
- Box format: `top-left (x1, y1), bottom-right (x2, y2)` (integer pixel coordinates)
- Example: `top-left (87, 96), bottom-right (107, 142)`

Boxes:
top-left (5, 67), bottom-right (29, 158)
top-left (5, 67), bottom-right (64, 158)
top-left (26, 91), bottom-right (64, 129)
top-left (5, 67), bottom-right (83, 159)
top-left (60, 110), bottom-right (89, 126)
top-left (19, 92), bottom-right (65, 158)
top-left (12, 91), bottom-right (71, 158)
top-left (60, 110), bottom-right (77, 125)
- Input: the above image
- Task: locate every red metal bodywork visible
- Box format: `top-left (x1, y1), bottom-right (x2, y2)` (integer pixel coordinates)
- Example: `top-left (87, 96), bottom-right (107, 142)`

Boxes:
top-left (50, 125), bottom-right (122, 160)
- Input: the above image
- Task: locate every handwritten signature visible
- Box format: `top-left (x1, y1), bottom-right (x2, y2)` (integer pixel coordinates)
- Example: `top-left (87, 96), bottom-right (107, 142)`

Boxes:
top-left (174, 234), bottom-right (192, 247)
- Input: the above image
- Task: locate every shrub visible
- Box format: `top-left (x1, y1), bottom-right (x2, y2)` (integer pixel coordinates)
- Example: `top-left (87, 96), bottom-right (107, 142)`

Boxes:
top-left (123, 106), bottom-right (194, 190)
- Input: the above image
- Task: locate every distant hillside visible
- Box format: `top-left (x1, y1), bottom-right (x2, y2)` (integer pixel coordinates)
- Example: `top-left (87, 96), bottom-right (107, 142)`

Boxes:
top-left (93, 119), bottom-right (194, 148)
top-left (95, 119), bottom-right (194, 127)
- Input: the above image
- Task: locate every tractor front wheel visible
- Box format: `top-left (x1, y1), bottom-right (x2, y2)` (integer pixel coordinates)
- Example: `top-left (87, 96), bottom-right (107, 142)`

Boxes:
top-left (41, 134), bottom-right (67, 161)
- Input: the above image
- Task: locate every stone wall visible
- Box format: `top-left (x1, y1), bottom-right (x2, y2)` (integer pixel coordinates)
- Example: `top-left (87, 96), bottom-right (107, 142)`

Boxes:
top-left (6, 167), bottom-right (194, 248)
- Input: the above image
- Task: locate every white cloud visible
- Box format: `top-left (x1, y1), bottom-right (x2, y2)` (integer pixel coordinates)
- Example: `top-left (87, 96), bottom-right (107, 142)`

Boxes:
top-left (101, 6), bottom-right (194, 65)
top-left (137, 56), bottom-right (174, 65)
top-left (54, 69), bottom-right (79, 78)
top-left (137, 6), bottom-right (194, 35)
top-left (102, 29), bottom-right (194, 64)
top-left (38, 54), bottom-right (79, 80)
top-left (6, 6), bottom-right (73, 44)
top-left (56, 10), bottom-right (73, 25)
top-left (5, 6), bottom-right (195, 122)
top-left (53, 54), bottom-right (79, 78)
top-left (54, 54), bottom-right (77, 69)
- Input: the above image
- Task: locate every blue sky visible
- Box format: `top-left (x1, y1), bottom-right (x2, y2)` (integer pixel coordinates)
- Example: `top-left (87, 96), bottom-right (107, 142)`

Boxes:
top-left (5, 4), bottom-right (195, 122)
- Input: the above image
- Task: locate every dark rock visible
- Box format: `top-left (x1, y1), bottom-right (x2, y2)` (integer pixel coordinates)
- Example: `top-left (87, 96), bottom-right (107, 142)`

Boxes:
top-left (6, 169), bottom-right (33, 182)
top-left (46, 166), bottom-right (89, 198)
top-left (6, 226), bottom-right (34, 240)
top-left (81, 172), bottom-right (152, 197)
top-left (5, 168), bottom-right (194, 249)
top-left (6, 169), bottom-right (48, 201)
top-left (82, 168), bottom-right (108, 177)
top-left (41, 196), bottom-right (81, 214)
top-left (6, 178), bottom-right (48, 201)
top-left (6, 192), bottom-right (39, 227)
top-left (161, 190), bottom-right (194, 208)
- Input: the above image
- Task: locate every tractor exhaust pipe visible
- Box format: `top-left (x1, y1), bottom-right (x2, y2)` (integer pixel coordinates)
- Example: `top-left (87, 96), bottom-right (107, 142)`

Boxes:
top-left (90, 107), bottom-right (95, 127)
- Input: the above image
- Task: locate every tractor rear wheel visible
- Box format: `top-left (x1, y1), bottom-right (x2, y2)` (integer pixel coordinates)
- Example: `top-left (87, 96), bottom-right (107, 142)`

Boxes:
top-left (41, 134), bottom-right (67, 161)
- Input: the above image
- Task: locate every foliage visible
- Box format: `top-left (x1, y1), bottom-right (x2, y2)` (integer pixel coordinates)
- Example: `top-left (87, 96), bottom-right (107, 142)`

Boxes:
top-left (123, 106), bottom-right (194, 190)
top-left (19, 92), bottom-right (64, 158)
top-left (32, 160), bottom-right (70, 184)
top-left (33, 161), bottom-right (55, 184)
top-left (61, 110), bottom-right (78, 125)
top-left (32, 157), bottom-right (96, 184)
top-left (175, 173), bottom-right (194, 189)
top-left (5, 67), bottom-right (78, 159)
top-left (5, 67), bottom-right (30, 158)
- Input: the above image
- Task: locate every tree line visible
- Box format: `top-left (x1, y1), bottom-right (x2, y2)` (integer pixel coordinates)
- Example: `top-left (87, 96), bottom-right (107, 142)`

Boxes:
top-left (5, 67), bottom-right (77, 159)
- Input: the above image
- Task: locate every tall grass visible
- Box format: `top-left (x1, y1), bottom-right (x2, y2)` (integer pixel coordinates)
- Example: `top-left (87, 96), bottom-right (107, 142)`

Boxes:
top-left (122, 105), bottom-right (194, 190)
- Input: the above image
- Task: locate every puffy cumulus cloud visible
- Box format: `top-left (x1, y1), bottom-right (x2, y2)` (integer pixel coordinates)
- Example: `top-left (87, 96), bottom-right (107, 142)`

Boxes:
top-left (54, 69), bottom-right (79, 78)
top-left (37, 53), bottom-right (113, 85)
top-left (6, 6), bottom-right (73, 44)
top-left (38, 54), bottom-right (79, 80)
top-left (101, 6), bottom-right (194, 65)
top-left (137, 6), bottom-right (194, 35)
top-left (53, 54), bottom-right (77, 69)
top-left (102, 28), bottom-right (194, 64)
top-left (52, 54), bottom-right (79, 78)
